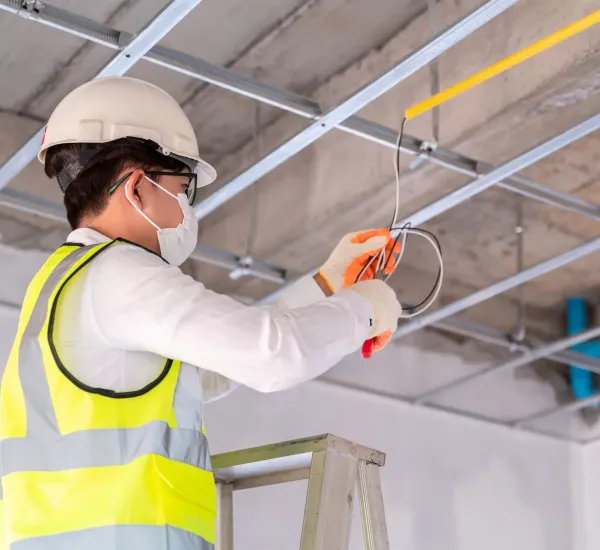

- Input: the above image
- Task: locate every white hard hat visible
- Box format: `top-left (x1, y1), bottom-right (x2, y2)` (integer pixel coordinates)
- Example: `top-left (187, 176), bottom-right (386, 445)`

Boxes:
top-left (38, 76), bottom-right (217, 189)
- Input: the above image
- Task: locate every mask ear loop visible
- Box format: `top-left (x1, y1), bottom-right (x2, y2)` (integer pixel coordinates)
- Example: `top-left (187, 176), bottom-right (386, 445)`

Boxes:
top-left (144, 175), bottom-right (181, 200)
top-left (125, 177), bottom-right (161, 231)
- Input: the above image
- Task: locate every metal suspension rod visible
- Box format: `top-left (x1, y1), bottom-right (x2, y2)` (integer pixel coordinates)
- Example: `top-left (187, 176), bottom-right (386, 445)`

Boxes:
top-left (1, 1), bottom-right (598, 221)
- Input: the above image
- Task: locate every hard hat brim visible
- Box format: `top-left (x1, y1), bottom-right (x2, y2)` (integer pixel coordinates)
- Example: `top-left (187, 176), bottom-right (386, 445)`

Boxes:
top-left (195, 158), bottom-right (217, 187)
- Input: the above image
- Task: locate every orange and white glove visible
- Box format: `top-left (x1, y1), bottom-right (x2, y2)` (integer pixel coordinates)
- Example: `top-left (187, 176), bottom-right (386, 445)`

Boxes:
top-left (348, 279), bottom-right (402, 351)
top-left (318, 229), bottom-right (400, 294)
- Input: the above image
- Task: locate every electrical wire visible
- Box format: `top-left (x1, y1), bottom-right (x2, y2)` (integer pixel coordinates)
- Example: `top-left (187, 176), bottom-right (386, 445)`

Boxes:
top-left (357, 116), bottom-right (444, 318)
top-left (356, 225), bottom-right (443, 318)
top-left (389, 116), bottom-right (407, 230)
top-left (395, 227), bottom-right (443, 318)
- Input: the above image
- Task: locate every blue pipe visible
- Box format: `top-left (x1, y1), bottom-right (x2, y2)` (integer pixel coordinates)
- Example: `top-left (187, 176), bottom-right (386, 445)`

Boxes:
top-left (567, 297), bottom-right (595, 399)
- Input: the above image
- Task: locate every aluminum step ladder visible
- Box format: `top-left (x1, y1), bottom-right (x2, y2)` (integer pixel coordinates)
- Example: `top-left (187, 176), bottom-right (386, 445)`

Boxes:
top-left (212, 433), bottom-right (389, 550)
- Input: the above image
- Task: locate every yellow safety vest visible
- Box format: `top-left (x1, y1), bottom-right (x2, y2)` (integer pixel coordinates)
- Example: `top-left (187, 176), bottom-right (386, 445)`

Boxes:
top-left (0, 241), bottom-right (216, 549)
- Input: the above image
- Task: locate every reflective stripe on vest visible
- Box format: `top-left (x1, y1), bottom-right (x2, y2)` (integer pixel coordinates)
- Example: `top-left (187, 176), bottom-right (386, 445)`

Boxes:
top-left (0, 241), bottom-right (216, 549)
top-left (11, 525), bottom-right (211, 550)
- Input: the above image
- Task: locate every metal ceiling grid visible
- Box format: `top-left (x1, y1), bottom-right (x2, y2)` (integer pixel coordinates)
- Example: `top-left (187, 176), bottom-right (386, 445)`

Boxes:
top-left (1, 0), bottom-right (599, 443)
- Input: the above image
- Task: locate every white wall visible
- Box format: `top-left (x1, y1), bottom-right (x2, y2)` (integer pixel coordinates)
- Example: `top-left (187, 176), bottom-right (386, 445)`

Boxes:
top-left (579, 442), bottom-right (600, 550)
top-left (206, 380), bottom-right (582, 550)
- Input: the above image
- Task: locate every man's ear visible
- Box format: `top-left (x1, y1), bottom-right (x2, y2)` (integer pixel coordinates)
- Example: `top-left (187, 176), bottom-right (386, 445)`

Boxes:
top-left (122, 169), bottom-right (146, 208)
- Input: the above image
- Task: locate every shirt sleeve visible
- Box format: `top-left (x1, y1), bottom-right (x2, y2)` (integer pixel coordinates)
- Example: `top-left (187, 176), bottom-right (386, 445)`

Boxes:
top-left (275, 273), bottom-right (326, 310)
top-left (88, 244), bottom-right (373, 393)
top-left (204, 273), bottom-right (327, 401)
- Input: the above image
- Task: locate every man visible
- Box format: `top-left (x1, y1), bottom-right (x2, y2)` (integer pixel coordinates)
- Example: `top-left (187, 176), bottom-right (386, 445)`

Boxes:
top-left (0, 77), bottom-right (401, 549)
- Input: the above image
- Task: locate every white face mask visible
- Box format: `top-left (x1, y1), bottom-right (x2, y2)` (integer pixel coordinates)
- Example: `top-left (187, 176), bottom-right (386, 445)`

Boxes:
top-left (126, 176), bottom-right (198, 266)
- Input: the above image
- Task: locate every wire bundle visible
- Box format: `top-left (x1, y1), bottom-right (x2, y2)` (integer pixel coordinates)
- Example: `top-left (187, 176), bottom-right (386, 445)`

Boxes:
top-left (356, 117), bottom-right (444, 318)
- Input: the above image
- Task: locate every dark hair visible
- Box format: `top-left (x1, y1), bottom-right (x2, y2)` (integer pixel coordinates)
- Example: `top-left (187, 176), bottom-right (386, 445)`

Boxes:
top-left (44, 137), bottom-right (187, 229)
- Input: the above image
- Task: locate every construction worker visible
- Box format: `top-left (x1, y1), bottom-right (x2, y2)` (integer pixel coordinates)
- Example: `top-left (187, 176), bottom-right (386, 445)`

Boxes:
top-left (0, 76), bottom-right (401, 549)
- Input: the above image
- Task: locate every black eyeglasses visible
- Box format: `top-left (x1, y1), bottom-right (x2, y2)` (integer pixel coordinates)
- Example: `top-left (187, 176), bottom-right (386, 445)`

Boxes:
top-left (108, 170), bottom-right (198, 205)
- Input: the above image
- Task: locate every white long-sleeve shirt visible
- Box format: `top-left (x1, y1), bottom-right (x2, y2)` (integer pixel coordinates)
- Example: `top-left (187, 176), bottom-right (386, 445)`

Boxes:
top-left (54, 229), bottom-right (373, 401)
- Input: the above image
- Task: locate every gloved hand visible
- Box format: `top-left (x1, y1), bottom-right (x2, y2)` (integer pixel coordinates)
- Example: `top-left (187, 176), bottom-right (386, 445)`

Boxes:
top-left (347, 279), bottom-right (402, 352)
top-left (318, 229), bottom-right (400, 293)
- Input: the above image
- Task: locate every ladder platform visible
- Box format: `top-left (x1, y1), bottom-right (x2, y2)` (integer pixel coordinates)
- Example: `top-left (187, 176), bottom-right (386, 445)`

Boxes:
top-left (212, 433), bottom-right (385, 490)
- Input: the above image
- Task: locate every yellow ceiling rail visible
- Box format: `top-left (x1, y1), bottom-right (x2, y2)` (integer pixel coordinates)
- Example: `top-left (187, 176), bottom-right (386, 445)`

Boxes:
top-left (405, 9), bottom-right (600, 120)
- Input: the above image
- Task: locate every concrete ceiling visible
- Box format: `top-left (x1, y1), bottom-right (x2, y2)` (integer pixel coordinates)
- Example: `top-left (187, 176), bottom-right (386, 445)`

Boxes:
top-left (1, 0), bottom-right (600, 441)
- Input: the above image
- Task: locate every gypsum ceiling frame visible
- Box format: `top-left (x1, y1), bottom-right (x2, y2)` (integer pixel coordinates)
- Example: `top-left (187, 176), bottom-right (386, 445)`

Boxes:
top-left (192, 0), bottom-right (521, 220)
top-left (0, 0), bottom-right (520, 203)
top-left (0, 2), bottom-right (597, 233)
top-left (0, 0), bottom-right (540, 285)
top-left (0, 0), bottom-right (205, 190)
top-left (2, 0), bottom-right (594, 221)
top-left (6, 2), bottom-right (598, 294)
top-left (3, 7), bottom-right (593, 332)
